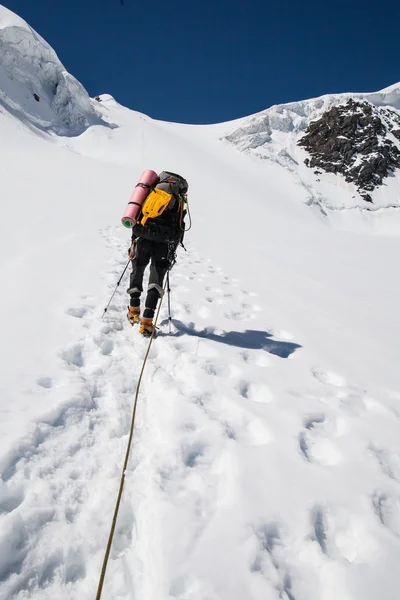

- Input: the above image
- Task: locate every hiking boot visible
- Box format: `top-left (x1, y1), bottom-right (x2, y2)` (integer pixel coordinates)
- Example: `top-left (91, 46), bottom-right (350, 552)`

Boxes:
top-left (127, 306), bottom-right (140, 325)
top-left (139, 317), bottom-right (155, 337)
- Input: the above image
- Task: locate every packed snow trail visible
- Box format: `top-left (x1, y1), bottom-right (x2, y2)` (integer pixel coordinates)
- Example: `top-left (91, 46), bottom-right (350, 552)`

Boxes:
top-left (0, 227), bottom-right (400, 599)
top-left (96, 251), bottom-right (168, 600)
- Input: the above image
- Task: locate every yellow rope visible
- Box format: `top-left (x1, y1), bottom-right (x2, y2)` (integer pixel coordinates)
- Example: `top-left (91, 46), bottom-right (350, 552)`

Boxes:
top-left (95, 278), bottom-right (168, 600)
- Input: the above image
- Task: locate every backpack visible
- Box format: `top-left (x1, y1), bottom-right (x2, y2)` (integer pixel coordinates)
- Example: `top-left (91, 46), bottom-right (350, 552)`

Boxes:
top-left (132, 171), bottom-right (188, 243)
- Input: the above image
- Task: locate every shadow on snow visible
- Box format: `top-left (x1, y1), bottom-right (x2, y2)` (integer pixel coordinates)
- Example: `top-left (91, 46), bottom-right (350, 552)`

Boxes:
top-left (158, 319), bottom-right (302, 359)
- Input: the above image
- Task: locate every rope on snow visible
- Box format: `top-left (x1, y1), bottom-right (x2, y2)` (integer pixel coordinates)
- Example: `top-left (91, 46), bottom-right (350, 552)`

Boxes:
top-left (95, 274), bottom-right (169, 599)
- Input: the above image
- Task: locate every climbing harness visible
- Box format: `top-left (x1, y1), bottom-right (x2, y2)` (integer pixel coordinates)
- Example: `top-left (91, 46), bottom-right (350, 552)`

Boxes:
top-left (95, 274), bottom-right (169, 600)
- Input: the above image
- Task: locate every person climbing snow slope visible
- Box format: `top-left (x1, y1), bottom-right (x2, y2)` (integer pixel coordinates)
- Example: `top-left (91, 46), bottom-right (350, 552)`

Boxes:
top-left (126, 171), bottom-right (189, 336)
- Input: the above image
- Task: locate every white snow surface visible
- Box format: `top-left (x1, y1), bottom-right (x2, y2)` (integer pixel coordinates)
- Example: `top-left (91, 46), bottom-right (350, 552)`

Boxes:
top-left (0, 5), bottom-right (101, 134)
top-left (0, 5), bottom-right (400, 600)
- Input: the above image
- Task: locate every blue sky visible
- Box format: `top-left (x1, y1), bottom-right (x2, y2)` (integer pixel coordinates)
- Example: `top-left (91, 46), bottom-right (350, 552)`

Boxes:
top-left (3, 0), bottom-right (400, 124)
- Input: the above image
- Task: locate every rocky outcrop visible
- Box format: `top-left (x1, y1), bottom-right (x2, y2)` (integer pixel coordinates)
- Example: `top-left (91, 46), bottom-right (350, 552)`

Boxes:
top-left (298, 100), bottom-right (400, 202)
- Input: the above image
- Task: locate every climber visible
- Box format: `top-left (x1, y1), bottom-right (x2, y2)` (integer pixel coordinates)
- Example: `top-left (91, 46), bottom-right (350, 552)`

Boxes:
top-left (127, 171), bottom-right (188, 336)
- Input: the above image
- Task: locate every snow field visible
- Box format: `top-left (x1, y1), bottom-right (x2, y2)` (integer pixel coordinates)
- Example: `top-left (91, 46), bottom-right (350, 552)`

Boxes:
top-left (1, 224), bottom-right (400, 599)
top-left (0, 6), bottom-right (400, 597)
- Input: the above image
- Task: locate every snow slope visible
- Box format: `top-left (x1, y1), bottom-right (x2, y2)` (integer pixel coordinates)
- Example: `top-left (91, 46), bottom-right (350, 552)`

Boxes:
top-left (0, 5), bottom-right (400, 600)
top-left (0, 5), bottom-right (103, 133)
top-left (218, 82), bottom-right (400, 215)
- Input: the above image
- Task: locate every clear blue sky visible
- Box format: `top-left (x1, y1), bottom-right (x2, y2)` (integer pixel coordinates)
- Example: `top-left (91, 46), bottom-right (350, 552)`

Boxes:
top-left (3, 0), bottom-right (400, 124)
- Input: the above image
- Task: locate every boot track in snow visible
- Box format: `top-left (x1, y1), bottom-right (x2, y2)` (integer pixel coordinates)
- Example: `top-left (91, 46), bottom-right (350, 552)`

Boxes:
top-left (1, 228), bottom-right (399, 600)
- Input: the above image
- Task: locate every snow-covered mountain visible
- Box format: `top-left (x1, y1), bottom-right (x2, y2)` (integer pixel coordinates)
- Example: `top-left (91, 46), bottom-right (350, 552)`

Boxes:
top-left (220, 82), bottom-right (400, 212)
top-left (0, 5), bottom-right (102, 133)
top-left (0, 5), bottom-right (400, 600)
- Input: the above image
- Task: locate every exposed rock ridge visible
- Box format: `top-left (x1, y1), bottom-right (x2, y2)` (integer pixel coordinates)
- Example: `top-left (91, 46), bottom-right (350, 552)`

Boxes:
top-left (298, 100), bottom-right (400, 202)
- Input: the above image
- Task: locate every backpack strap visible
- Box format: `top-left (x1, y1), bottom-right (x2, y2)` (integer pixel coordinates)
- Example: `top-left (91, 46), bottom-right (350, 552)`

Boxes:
top-left (129, 177), bottom-right (160, 209)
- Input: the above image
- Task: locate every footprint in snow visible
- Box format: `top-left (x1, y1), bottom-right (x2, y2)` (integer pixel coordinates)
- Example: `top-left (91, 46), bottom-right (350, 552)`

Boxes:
top-left (37, 376), bottom-right (53, 389)
top-left (99, 338), bottom-right (114, 356)
top-left (251, 521), bottom-right (282, 572)
top-left (310, 503), bottom-right (376, 562)
top-left (224, 309), bottom-right (249, 321)
top-left (92, 328), bottom-right (115, 356)
top-left (0, 421), bottom-right (52, 482)
top-left (0, 506), bottom-right (57, 586)
top-left (369, 445), bottom-right (400, 482)
top-left (99, 323), bottom-right (113, 334)
top-left (240, 350), bottom-right (270, 367)
top-left (61, 344), bottom-right (85, 368)
top-left (200, 360), bottom-right (228, 377)
top-left (65, 306), bottom-right (90, 319)
top-left (298, 414), bottom-right (342, 465)
top-left (310, 505), bottom-right (329, 555)
top-left (238, 381), bottom-right (274, 404)
top-left (251, 522), bottom-right (296, 599)
top-left (373, 491), bottom-right (400, 537)
top-left (111, 496), bottom-right (135, 557)
top-left (311, 368), bottom-right (346, 387)
top-left (181, 441), bottom-right (208, 468)
top-left (221, 406), bottom-right (273, 446)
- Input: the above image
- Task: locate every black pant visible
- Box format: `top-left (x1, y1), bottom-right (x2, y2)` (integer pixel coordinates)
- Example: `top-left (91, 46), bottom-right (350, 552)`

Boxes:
top-left (127, 238), bottom-right (170, 318)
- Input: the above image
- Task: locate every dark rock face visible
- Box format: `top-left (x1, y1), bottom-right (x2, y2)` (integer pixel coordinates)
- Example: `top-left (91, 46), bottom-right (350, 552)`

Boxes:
top-left (298, 99), bottom-right (400, 202)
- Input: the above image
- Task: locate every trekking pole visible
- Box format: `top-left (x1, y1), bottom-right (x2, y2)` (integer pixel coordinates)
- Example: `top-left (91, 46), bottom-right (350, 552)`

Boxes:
top-left (167, 271), bottom-right (172, 333)
top-left (101, 259), bottom-right (130, 319)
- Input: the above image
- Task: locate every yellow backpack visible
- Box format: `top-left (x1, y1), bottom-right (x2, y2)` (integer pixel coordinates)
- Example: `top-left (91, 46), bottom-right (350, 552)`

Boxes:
top-left (140, 188), bottom-right (172, 226)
